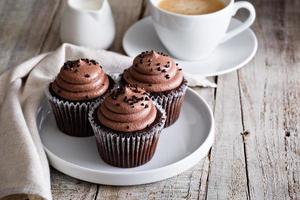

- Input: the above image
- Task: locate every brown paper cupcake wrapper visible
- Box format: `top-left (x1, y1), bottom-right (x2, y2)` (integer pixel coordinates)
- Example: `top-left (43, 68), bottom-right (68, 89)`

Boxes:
top-left (45, 75), bottom-right (116, 137)
top-left (151, 78), bottom-right (188, 127)
top-left (88, 100), bottom-right (166, 168)
top-left (45, 89), bottom-right (99, 137)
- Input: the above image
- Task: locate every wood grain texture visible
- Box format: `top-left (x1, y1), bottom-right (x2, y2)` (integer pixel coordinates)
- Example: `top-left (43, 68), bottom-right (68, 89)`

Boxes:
top-left (51, 168), bottom-right (98, 200)
top-left (238, 0), bottom-right (300, 199)
top-left (0, 0), bottom-right (60, 73)
top-left (1, 0), bottom-right (299, 199)
top-left (206, 73), bottom-right (249, 200)
top-left (108, 0), bottom-right (146, 53)
top-left (40, 0), bottom-right (65, 53)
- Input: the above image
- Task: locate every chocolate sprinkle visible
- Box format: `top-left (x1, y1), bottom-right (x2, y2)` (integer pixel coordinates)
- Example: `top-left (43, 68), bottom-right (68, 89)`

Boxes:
top-left (126, 126), bottom-right (130, 129)
top-left (63, 60), bottom-right (80, 70)
top-left (161, 69), bottom-right (166, 73)
top-left (84, 74), bottom-right (90, 78)
top-left (145, 104), bottom-right (149, 108)
top-left (109, 85), bottom-right (152, 109)
top-left (165, 74), bottom-right (170, 79)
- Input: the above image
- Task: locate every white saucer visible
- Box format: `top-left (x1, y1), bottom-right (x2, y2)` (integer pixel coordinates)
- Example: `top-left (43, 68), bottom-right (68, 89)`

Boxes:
top-left (37, 88), bottom-right (214, 185)
top-left (123, 17), bottom-right (258, 76)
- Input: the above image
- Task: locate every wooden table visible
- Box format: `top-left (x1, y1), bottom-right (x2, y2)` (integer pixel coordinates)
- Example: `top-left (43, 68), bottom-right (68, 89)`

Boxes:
top-left (1, 0), bottom-right (299, 199)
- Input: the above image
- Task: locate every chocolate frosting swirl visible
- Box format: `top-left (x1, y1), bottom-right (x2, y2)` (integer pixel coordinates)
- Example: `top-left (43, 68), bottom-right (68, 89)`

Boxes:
top-left (51, 59), bottom-right (110, 101)
top-left (123, 51), bottom-right (183, 93)
top-left (97, 86), bottom-right (157, 132)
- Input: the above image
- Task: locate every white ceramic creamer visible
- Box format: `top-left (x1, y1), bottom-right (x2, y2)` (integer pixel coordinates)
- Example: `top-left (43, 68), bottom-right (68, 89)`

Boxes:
top-left (60, 0), bottom-right (115, 49)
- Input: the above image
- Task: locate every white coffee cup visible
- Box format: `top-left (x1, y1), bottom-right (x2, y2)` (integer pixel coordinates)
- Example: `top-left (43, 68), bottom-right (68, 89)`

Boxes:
top-left (149, 0), bottom-right (256, 61)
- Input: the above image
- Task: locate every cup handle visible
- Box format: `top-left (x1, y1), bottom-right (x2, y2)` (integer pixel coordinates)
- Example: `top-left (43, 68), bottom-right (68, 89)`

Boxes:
top-left (221, 1), bottom-right (256, 43)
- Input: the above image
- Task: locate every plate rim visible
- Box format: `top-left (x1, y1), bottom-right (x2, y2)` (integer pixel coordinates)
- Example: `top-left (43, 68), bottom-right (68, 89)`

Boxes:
top-left (40, 88), bottom-right (215, 185)
top-left (122, 16), bottom-right (258, 77)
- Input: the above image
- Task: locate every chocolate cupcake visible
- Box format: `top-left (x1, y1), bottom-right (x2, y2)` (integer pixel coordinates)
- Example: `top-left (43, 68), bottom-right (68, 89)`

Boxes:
top-left (89, 85), bottom-right (166, 168)
top-left (46, 58), bottom-right (114, 137)
top-left (122, 51), bottom-right (187, 127)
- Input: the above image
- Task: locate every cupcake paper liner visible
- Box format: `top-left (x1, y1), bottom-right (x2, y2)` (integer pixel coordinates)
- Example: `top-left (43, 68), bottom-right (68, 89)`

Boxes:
top-left (45, 75), bottom-right (115, 137)
top-left (89, 100), bottom-right (166, 168)
top-left (150, 78), bottom-right (188, 127)
top-left (45, 88), bottom-right (99, 137)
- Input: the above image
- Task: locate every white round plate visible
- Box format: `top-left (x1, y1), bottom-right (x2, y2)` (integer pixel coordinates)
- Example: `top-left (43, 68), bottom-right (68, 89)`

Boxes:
top-left (123, 16), bottom-right (258, 76)
top-left (37, 88), bottom-right (214, 185)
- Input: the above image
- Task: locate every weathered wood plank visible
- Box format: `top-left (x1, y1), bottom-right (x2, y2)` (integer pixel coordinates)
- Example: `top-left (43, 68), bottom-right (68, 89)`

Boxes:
top-left (108, 0), bottom-right (146, 53)
top-left (96, 158), bottom-right (210, 200)
top-left (0, 0), bottom-right (60, 73)
top-left (206, 73), bottom-right (249, 200)
top-left (238, 0), bottom-right (300, 199)
top-left (51, 168), bottom-right (98, 200)
top-left (40, 0), bottom-right (66, 53)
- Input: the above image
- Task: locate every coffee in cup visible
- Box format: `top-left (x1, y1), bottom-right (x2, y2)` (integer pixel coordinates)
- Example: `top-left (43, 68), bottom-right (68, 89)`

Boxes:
top-left (159, 0), bottom-right (225, 15)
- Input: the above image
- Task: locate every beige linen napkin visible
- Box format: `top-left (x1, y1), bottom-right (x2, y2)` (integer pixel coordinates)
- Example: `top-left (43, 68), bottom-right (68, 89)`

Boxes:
top-left (0, 43), bottom-right (215, 200)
